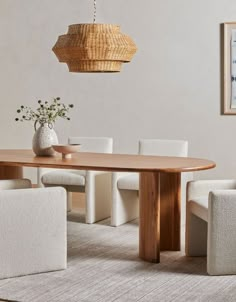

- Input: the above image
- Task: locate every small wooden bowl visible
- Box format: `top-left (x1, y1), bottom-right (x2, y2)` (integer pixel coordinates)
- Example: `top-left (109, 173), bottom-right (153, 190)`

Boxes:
top-left (52, 144), bottom-right (80, 159)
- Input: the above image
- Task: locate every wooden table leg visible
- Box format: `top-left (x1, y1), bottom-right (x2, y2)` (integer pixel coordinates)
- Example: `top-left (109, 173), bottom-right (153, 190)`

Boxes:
top-left (139, 172), bottom-right (160, 263)
top-left (160, 172), bottom-right (181, 251)
top-left (139, 171), bottom-right (181, 263)
top-left (0, 166), bottom-right (23, 180)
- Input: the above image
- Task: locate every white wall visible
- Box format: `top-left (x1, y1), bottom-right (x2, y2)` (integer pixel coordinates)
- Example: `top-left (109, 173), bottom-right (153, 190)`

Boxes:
top-left (0, 0), bottom-right (236, 182)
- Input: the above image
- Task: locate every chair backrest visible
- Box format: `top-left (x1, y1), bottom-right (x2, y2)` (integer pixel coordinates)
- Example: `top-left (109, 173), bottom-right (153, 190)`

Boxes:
top-left (138, 139), bottom-right (188, 157)
top-left (68, 137), bottom-right (113, 154)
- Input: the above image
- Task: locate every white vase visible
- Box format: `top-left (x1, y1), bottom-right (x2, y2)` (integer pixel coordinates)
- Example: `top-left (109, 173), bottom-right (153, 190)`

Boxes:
top-left (32, 123), bottom-right (58, 156)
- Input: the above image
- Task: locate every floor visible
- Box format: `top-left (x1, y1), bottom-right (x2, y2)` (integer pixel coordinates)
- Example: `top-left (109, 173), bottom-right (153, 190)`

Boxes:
top-left (0, 210), bottom-right (236, 302)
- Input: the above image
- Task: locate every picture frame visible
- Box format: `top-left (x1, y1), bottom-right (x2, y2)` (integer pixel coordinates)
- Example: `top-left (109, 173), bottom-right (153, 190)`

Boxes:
top-left (223, 22), bottom-right (236, 114)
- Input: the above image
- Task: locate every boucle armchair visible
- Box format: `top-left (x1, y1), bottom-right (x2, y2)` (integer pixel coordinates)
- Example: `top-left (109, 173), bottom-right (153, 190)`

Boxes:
top-left (0, 179), bottom-right (67, 279)
top-left (111, 139), bottom-right (192, 226)
top-left (40, 137), bottom-right (113, 224)
top-left (186, 180), bottom-right (236, 275)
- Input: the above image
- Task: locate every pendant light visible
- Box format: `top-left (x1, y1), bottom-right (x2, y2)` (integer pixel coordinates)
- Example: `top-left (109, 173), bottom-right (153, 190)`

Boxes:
top-left (52, 0), bottom-right (137, 73)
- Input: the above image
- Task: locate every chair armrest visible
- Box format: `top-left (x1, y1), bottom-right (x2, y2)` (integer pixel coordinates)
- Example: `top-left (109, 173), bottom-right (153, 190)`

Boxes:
top-left (187, 180), bottom-right (236, 201)
top-left (86, 170), bottom-right (112, 188)
top-left (182, 172), bottom-right (194, 184)
top-left (208, 190), bottom-right (236, 275)
top-left (38, 168), bottom-right (55, 187)
top-left (86, 170), bottom-right (112, 192)
top-left (86, 170), bottom-right (110, 177)
top-left (112, 172), bottom-right (136, 188)
top-left (85, 170), bottom-right (112, 223)
top-left (0, 179), bottom-right (32, 190)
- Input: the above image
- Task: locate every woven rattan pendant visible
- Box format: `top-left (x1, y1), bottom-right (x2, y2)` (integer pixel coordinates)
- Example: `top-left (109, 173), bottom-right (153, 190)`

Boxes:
top-left (52, 1), bottom-right (137, 73)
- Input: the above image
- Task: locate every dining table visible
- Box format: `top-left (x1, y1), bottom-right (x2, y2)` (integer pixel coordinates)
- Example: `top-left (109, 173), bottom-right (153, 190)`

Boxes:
top-left (0, 149), bottom-right (216, 263)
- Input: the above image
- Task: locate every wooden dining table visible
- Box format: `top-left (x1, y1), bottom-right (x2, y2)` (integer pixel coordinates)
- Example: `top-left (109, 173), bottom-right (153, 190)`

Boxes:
top-left (0, 149), bottom-right (215, 263)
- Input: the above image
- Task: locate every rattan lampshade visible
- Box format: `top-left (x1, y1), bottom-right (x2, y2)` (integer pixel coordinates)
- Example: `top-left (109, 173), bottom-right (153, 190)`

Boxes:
top-left (52, 23), bottom-right (137, 72)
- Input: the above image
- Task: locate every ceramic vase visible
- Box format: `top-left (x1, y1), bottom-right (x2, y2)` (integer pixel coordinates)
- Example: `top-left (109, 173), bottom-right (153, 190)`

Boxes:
top-left (32, 123), bottom-right (58, 156)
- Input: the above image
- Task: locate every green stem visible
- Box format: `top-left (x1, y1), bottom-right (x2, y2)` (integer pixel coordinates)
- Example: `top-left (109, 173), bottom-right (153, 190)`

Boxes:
top-left (34, 120), bottom-right (38, 132)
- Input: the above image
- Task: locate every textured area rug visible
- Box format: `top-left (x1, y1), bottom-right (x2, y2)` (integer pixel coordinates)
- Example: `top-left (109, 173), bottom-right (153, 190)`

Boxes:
top-left (0, 213), bottom-right (236, 302)
top-left (0, 299), bottom-right (19, 302)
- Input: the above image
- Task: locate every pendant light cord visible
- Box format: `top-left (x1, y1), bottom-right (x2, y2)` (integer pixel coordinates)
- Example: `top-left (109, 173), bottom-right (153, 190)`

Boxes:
top-left (93, 0), bottom-right (97, 23)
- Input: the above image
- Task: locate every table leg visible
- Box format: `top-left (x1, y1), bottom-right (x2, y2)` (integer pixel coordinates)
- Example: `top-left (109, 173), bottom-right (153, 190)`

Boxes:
top-left (160, 172), bottom-right (181, 251)
top-left (139, 172), bottom-right (160, 263)
top-left (0, 166), bottom-right (23, 180)
top-left (139, 171), bottom-right (181, 263)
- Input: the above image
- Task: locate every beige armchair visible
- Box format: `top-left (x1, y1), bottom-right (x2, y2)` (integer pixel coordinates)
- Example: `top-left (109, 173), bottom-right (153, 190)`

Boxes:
top-left (186, 180), bottom-right (236, 275)
top-left (40, 136), bottom-right (113, 224)
top-left (111, 139), bottom-right (192, 226)
top-left (0, 179), bottom-right (67, 279)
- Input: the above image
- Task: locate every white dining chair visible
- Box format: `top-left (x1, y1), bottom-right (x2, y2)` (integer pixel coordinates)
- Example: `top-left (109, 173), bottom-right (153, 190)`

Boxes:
top-left (111, 139), bottom-right (192, 226)
top-left (186, 180), bottom-right (236, 275)
top-left (0, 179), bottom-right (67, 279)
top-left (40, 136), bottom-right (113, 224)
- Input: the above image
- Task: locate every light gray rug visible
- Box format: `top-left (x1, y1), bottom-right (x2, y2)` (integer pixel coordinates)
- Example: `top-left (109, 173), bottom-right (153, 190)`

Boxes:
top-left (0, 213), bottom-right (236, 302)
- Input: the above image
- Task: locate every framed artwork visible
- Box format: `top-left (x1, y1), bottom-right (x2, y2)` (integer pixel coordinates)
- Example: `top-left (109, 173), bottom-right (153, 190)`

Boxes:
top-left (223, 22), bottom-right (236, 114)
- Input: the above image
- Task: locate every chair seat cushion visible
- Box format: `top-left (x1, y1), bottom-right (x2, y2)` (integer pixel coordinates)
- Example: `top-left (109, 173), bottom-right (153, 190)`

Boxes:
top-left (117, 174), bottom-right (139, 190)
top-left (41, 170), bottom-right (86, 186)
top-left (189, 196), bottom-right (208, 222)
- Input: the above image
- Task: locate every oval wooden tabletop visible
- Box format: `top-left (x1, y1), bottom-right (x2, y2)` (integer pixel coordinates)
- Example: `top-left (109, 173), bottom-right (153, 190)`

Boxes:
top-left (0, 149), bottom-right (216, 173)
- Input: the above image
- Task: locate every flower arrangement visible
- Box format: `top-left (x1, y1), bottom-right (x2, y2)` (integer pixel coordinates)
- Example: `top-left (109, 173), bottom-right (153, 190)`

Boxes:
top-left (15, 97), bottom-right (74, 130)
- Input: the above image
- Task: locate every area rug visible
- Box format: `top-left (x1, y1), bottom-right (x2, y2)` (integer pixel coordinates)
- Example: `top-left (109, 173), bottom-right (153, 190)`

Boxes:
top-left (0, 299), bottom-right (19, 302)
top-left (0, 213), bottom-right (236, 302)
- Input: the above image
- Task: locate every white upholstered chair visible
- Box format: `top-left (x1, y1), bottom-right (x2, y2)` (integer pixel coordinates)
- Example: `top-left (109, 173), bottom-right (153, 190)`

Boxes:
top-left (0, 179), bottom-right (67, 279)
top-left (112, 139), bottom-right (192, 226)
top-left (40, 137), bottom-right (113, 224)
top-left (186, 180), bottom-right (236, 275)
